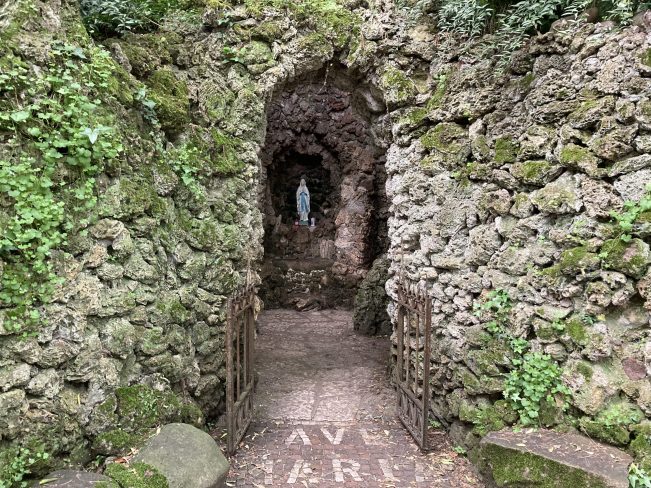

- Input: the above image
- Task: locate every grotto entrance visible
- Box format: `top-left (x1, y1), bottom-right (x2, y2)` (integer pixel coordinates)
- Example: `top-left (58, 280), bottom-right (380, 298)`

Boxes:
top-left (259, 71), bottom-right (389, 313)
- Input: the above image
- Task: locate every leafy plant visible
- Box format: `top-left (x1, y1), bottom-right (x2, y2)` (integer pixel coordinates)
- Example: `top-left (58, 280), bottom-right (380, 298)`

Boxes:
top-left (0, 44), bottom-right (123, 333)
top-left (629, 464), bottom-right (651, 488)
top-left (0, 447), bottom-right (50, 488)
top-left (164, 142), bottom-right (205, 198)
top-left (551, 317), bottom-right (565, 332)
top-left (79, 0), bottom-right (198, 37)
top-left (435, 0), bottom-right (650, 66)
top-left (474, 289), bottom-right (512, 335)
top-left (452, 445), bottom-right (467, 455)
top-left (221, 46), bottom-right (243, 64)
top-left (609, 183), bottom-right (651, 242)
top-left (504, 351), bottom-right (570, 425)
top-left (438, 0), bottom-right (494, 37)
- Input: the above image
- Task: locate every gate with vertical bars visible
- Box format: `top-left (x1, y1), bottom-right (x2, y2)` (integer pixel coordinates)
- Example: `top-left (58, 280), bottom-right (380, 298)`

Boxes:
top-left (395, 277), bottom-right (432, 450)
top-left (225, 281), bottom-right (257, 455)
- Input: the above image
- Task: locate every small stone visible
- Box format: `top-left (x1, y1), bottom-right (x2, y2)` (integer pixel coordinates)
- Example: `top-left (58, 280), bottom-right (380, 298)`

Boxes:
top-left (0, 363), bottom-right (31, 392)
top-left (610, 154), bottom-right (651, 176)
top-left (623, 358), bottom-right (647, 380)
top-left (27, 369), bottom-right (61, 398)
top-left (531, 173), bottom-right (582, 214)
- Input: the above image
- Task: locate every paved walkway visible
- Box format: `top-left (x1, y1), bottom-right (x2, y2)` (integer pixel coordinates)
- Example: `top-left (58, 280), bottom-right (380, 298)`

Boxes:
top-left (226, 309), bottom-right (483, 487)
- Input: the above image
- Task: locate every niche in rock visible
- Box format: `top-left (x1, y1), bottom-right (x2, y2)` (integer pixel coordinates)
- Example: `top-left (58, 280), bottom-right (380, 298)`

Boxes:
top-left (259, 76), bottom-right (388, 311)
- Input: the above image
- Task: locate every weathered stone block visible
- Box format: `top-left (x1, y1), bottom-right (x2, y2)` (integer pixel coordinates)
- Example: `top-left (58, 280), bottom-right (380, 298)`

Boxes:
top-left (479, 429), bottom-right (632, 487)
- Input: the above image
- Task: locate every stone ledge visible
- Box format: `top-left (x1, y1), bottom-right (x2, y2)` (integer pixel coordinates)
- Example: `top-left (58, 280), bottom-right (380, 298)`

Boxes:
top-left (479, 429), bottom-right (632, 488)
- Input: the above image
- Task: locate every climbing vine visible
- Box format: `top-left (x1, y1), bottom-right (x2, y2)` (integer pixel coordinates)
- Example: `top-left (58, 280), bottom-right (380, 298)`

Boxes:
top-left (0, 44), bottom-right (123, 334)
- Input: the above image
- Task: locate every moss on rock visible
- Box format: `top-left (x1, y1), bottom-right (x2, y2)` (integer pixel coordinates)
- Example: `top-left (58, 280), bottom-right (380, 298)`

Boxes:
top-left (560, 144), bottom-right (600, 175)
top-left (579, 401), bottom-right (644, 446)
top-left (92, 429), bottom-right (144, 456)
top-left (511, 160), bottom-right (562, 186)
top-left (380, 66), bottom-right (417, 106)
top-left (493, 137), bottom-right (519, 165)
top-left (542, 246), bottom-right (600, 277)
top-left (599, 238), bottom-right (650, 278)
top-left (104, 462), bottom-right (168, 488)
top-left (420, 122), bottom-right (470, 169)
top-left (641, 48), bottom-right (651, 68)
top-left (480, 440), bottom-right (612, 487)
top-left (90, 384), bottom-right (204, 455)
top-left (146, 68), bottom-right (190, 137)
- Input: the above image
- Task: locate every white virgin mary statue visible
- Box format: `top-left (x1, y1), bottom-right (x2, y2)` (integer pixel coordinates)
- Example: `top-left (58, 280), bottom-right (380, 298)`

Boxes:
top-left (296, 178), bottom-right (310, 225)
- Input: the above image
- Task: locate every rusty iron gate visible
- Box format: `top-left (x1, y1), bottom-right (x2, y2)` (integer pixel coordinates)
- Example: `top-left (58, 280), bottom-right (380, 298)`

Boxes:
top-left (226, 281), bottom-right (257, 455)
top-left (395, 278), bottom-right (432, 450)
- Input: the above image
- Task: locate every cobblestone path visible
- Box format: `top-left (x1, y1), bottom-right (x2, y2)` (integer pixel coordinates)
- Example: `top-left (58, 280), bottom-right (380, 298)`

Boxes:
top-left (226, 309), bottom-right (483, 487)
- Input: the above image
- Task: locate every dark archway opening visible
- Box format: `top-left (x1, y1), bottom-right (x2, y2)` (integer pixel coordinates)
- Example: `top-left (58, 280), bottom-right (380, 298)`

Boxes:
top-left (258, 68), bottom-right (390, 320)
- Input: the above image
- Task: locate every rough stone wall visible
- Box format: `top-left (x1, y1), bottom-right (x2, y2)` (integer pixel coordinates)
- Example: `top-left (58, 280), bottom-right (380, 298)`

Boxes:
top-left (0, 0), bottom-right (367, 467)
top-left (380, 18), bottom-right (651, 458)
top-left (2, 0), bottom-right (651, 474)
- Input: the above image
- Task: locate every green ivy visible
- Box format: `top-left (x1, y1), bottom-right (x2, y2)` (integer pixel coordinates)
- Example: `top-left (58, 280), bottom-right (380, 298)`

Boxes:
top-left (0, 44), bottom-right (123, 334)
top-left (609, 183), bottom-right (651, 242)
top-left (475, 289), bottom-right (570, 426)
top-left (504, 352), bottom-right (570, 426)
top-left (0, 447), bottom-right (50, 488)
top-left (629, 464), bottom-right (651, 488)
top-left (473, 288), bottom-right (511, 335)
top-left (164, 142), bottom-right (205, 199)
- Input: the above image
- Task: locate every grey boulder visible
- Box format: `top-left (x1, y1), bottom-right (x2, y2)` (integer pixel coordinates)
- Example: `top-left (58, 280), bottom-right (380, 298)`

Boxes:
top-left (133, 423), bottom-right (229, 488)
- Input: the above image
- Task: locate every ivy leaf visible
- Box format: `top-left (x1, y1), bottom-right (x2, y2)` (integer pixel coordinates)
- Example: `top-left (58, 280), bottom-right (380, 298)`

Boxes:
top-left (10, 110), bottom-right (31, 122)
top-left (26, 127), bottom-right (42, 137)
top-left (82, 127), bottom-right (101, 145)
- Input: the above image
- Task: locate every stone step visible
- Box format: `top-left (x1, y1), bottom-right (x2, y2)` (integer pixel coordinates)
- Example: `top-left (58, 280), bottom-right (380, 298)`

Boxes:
top-left (479, 429), bottom-right (633, 488)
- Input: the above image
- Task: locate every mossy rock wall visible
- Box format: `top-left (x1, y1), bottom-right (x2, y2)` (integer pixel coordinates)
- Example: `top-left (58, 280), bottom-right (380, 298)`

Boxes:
top-left (380, 10), bottom-right (651, 473)
top-left (1, 0), bottom-right (651, 481)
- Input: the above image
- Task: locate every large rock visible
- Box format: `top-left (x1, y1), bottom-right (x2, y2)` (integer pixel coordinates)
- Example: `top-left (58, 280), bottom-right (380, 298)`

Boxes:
top-left (479, 429), bottom-right (632, 487)
top-left (133, 423), bottom-right (228, 488)
top-left (34, 470), bottom-right (116, 487)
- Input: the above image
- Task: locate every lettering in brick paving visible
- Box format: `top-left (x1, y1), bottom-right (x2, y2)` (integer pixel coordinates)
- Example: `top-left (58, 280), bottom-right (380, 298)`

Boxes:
top-left (287, 460), bottom-right (318, 484)
top-left (332, 459), bottom-right (362, 482)
top-left (262, 426), bottom-right (423, 484)
top-left (284, 428), bottom-right (311, 446)
top-left (378, 459), bottom-right (399, 482)
top-left (262, 459), bottom-right (273, 485)
top-left (320, 427), bottom-right (345, 445)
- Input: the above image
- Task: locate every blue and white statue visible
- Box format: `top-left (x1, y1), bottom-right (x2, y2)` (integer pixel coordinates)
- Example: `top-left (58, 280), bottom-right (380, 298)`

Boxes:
top-left (296, 178), bottom-right (310, 225)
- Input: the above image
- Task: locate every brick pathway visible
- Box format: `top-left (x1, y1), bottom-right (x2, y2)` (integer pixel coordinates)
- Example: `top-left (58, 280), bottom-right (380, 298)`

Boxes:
top-left (225, 309), bottom-right (483, 487)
